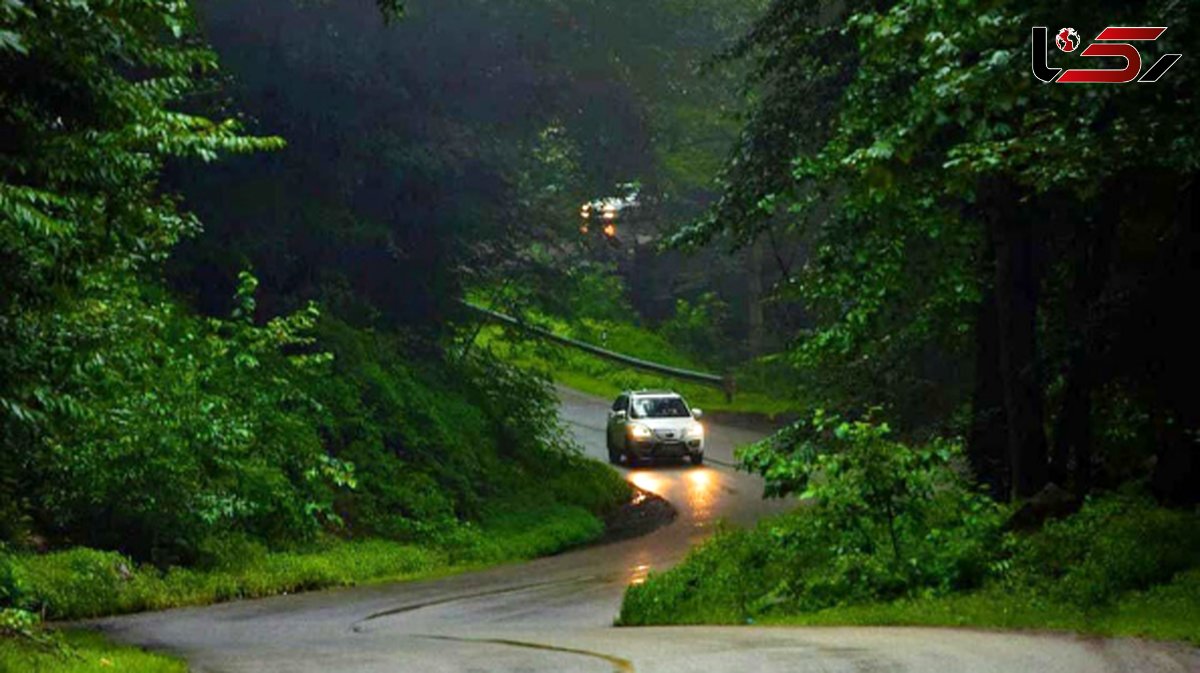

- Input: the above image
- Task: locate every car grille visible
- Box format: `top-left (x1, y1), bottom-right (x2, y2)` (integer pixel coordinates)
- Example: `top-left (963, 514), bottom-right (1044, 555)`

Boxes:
top-left (654, 429), bottom-right (682, 441)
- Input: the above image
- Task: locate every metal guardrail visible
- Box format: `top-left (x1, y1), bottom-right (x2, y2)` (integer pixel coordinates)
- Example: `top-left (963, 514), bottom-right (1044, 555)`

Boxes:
top-left (461, 301), bottom-right (735, 401)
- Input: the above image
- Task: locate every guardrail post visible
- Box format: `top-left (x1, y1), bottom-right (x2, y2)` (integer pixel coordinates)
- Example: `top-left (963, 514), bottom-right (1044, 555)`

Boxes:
top-left (722, 373), bottom-right (736, 403)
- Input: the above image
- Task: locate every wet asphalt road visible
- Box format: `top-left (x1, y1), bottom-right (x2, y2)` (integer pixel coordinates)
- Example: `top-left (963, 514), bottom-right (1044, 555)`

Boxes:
top-left (97, 387), bottom-right (1200, 672)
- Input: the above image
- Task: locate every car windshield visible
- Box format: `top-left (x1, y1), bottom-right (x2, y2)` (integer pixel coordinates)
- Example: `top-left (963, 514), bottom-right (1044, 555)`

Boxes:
top-left (630, 396), bottom-right (690, 419)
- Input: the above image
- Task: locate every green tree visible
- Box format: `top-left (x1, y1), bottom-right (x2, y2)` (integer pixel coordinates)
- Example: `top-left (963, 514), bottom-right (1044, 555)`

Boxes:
top-left (689, 0), bottom-right (1198, 501)
top-left (0, 1), bottom-right (352, 560)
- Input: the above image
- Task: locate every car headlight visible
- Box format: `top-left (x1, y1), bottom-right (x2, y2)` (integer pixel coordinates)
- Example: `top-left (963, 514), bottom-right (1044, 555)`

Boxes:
top-left (628, 424), bottom-right (653, 440)
top-left (687, 422), bottom-right (704, 439)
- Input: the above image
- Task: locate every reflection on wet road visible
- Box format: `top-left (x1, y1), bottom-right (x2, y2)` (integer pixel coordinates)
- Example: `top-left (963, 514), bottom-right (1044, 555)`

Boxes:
top-left (554, 386), bottom-right (793, 586)
top-left (627, 467), bottom-right (718, 537)
top-left (97, 387), bottom-right (1197, 672)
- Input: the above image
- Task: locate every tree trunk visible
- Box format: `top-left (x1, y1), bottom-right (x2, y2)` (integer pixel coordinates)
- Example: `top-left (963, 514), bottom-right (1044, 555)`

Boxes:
top-left (986, 185), bottom-right (1049, 500)
top-left (968, 243), bottom-right (1010, 500)
top-left (747, 237), bottom-right (765, 357)
top-left (1151, 175), bottom-right (1199, 505)
top-left (1050, 197), bottom-right (1117, 495)
top-left (1052, 351), bottom-right (1091, 492)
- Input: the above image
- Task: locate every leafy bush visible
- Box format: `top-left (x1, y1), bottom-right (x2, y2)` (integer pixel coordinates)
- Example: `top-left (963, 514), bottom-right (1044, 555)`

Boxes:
top-left (4, 294), bottom-right (628, 567)
top-left (620, 483), bottom-right (1200, 631)
top-left (4, 275), bottom-right (342, 565)
top-left (658, 292), bottom-right (732, 368)
top-left (0, 607), bottom-right (40, 640)
top-left (0, 551), bottom-right (25, 608)
top-left (741, 412), bottom-right (1004, 595)
top-left (620, 521), bottom-right (789, 625)
top-left (0, 0), bottom-right (286, 566)
top-left (622, 417), bottom-right (1006, 624)
top-left (0, 314), bottom-right (630, 622)
top-left (542, 454), bottom-right (631, 516)
top-left (558, 267), bottom-right (636, 323)
top-left (311, 318), bottom-right (626, 544)
top-left (1011, 494), bottom-right (1200, 608)
top-left (453, 503), bottom-right (605, 564)
top-left (6, 548), bottom-right (135, 620)
top-left (193, 533), bottom-right (270, 572)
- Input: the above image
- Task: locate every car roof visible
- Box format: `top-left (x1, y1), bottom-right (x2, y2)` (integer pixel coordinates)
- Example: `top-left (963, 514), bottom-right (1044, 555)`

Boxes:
top-left (629, 389), bottom-right (680, 397)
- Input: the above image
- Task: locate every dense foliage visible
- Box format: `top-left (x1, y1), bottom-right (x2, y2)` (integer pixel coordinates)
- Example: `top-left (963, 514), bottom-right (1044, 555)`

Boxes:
top-left (0, 0), bottom-right (294, 558)
top-left (620, 492), bottom-right (1200, 633)
top-left (0, 0), bottom-right (629, 612)
top-left (619, 0), bottom-right (1200, 634)
top-left (621, 424), bottom-right (1005, 624)
top-left (14, 278), bottom-right (339, 564)
top-left (676, 0), bottom-right (1198, 502)
top-left (312, 318), bottom-right (628, 544)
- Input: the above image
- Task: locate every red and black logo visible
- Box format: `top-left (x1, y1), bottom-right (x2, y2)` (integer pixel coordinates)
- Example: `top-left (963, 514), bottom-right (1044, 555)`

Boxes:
top-left (1031, 26), bottom-right (1182, 83)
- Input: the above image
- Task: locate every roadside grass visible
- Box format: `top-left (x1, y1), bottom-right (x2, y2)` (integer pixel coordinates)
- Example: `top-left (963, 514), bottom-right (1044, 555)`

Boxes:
top-left (0, 630), bottom-right (186, 673)
top-left (3, 499), bottom-right (616, 623)
top-left (759, 568), bottom-right (1200, 645)
top-left (0, 497), bottom-right (619, 672)
top-left (1, 437), bottom-right (630, 672)
top-left (476, 323), bottom-right (797, 418)
top-left (618, 494), bottom-right (1200, 647)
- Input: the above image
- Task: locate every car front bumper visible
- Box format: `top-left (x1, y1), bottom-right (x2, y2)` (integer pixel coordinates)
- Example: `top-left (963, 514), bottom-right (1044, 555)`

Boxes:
top-left (628, 437), bottom-right (703, 460)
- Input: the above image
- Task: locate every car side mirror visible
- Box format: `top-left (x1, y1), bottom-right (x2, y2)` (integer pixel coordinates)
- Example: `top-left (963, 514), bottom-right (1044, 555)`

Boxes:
top-left (692, 408), bottom-right (703, 419)
top-left (613, 410), bottom-right (627, 420)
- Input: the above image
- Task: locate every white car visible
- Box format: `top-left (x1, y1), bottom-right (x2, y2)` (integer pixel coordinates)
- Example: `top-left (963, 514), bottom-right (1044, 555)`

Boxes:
top-left (606, 390), bottom-right (704, 465)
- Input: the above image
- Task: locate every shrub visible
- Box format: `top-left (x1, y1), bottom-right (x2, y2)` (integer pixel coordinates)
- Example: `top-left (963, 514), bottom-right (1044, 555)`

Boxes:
top-left (619, 483), bottom-right (1200, 628)
top-left (543, 454), bottom-right (631, 516)
top-left (10, 548), bottom-right (134, 619)
top-left (193, 533), bottom-right (270, 572)
top-left (0, 551), bottom-right (26, 608)
top-left (658, 292), bottom-right (732, 367)
top-left (475, 503), bottom-right (604, 562)
top-left (622, 417), bottom-right (1007, 624)
top-left (620, 522), bottom-right (786, 625)
top-left (0, 607), bottom-right (40, 639)
top-left (5, 276), bottom-right (343, 565)
top-left (741, 412), bottom-right (1004, 596)
top-left (311, 318), bottom-right (626, 544)
top-left (1011, 494), bottom-right (1200, 607)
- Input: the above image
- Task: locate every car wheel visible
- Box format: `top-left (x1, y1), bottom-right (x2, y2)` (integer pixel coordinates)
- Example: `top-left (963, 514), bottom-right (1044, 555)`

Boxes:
top-left (608, 446), bottom-right (620, 464)
top-left (690, 452), bottom-right (704, 466)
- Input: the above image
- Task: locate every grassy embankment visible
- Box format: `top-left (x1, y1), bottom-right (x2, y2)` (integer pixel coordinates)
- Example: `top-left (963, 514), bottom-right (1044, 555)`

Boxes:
top-left (476, 315), bottom-right (796, 419)
top-left (2, 317), bottom-right (632, 672)
top-left (5, 503), bottom-right (611, 622)
top-left (0, 630), bottom-right (185, 673)
top-left (619, 493), bottom-right (1200, 645)
top-left (756, 569), bottom-right (1200, 644)
top-left (1, 494), bottom-right (624, 673)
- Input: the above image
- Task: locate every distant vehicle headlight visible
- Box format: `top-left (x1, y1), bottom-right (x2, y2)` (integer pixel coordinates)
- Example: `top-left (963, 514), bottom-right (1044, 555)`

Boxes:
top-left (628, 424), bottom-right (653, 440)
top-left (687, 422), bottom-right (704, 438)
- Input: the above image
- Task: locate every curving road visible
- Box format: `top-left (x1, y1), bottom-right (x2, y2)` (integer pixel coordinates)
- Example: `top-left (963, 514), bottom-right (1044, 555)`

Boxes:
top-left (98, 387), bottom-right (1200, 672)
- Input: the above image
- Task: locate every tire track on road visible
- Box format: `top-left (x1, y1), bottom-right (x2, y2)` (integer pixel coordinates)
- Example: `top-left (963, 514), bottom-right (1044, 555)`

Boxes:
top-left (413, 634), bottom-right (635, 673)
